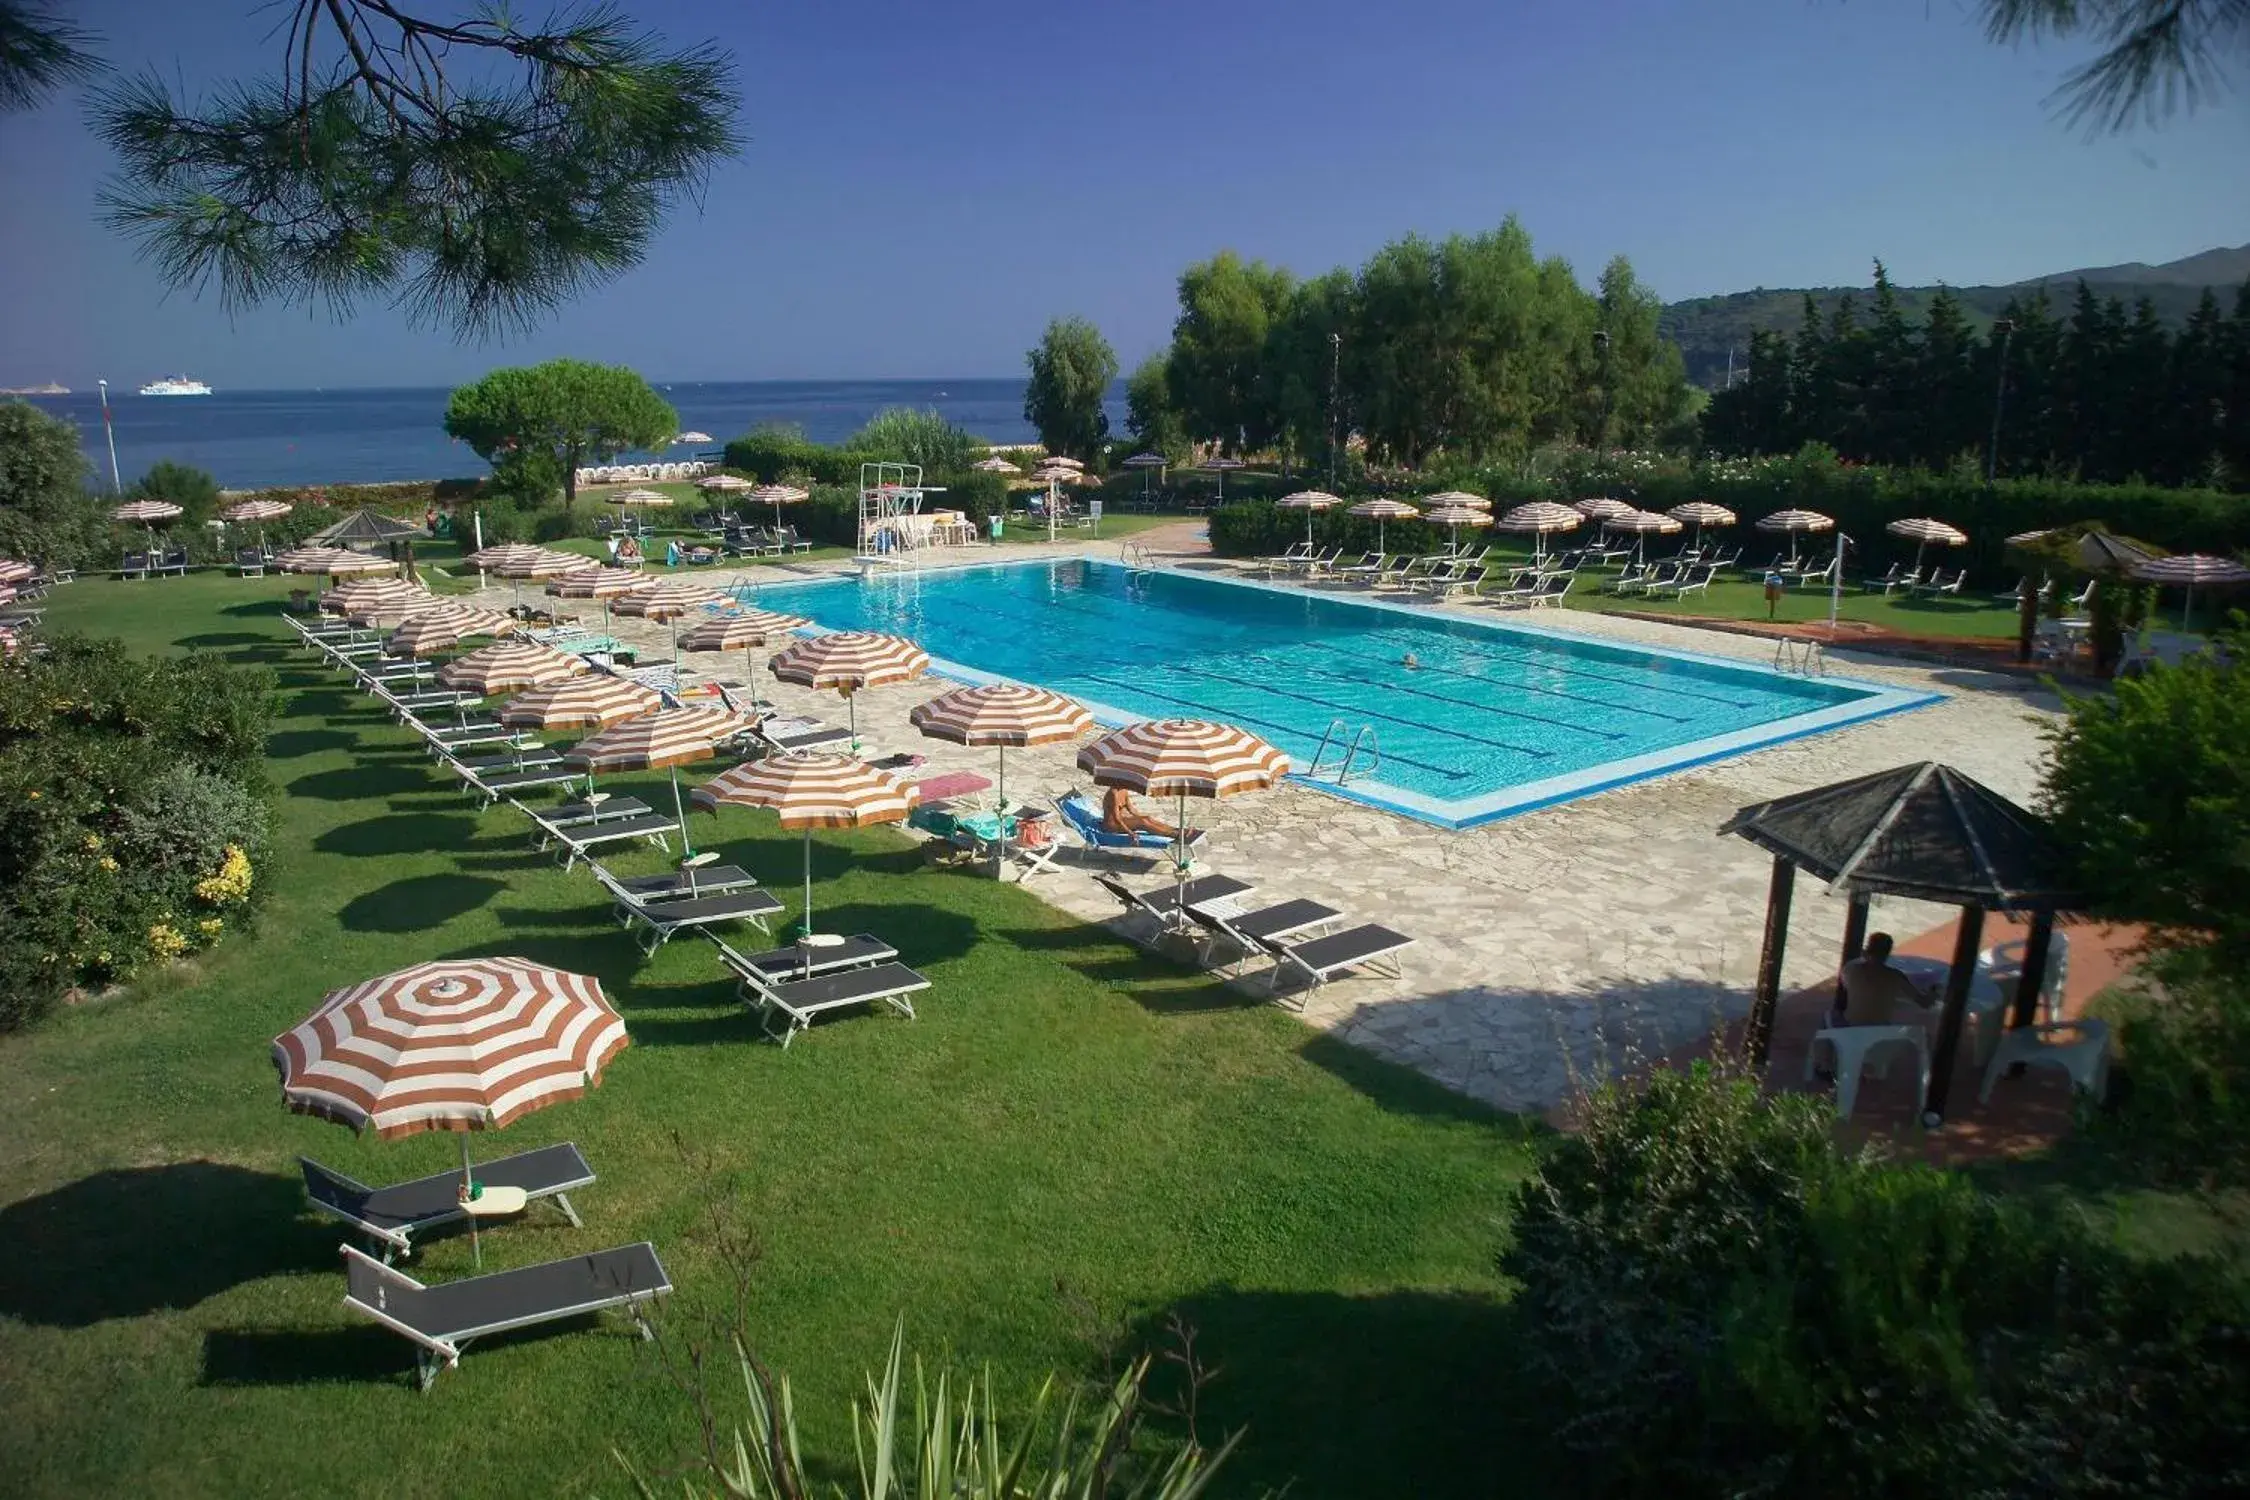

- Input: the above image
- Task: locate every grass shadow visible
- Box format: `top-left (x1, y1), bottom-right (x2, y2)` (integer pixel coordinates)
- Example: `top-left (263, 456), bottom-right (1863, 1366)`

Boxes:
top-left (200, 1326), bottom-right (408, 1389)
top-left (288, 763), bottom-right (434, 800)
top-left (266, 728), bottom-right (356, 759)
top-left (313, 812), bottom-right (480, 857)
top-left (178, 631), bottom-right (282, 650)
top-left (0, 1164), bottom-right (326, 1327)
top-left (339, 873), bottom-right (508, 933)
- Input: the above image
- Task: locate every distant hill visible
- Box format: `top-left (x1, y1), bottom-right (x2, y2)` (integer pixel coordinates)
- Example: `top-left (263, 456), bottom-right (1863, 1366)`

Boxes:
top-left (1661, 244), bottom-right (2250, 388)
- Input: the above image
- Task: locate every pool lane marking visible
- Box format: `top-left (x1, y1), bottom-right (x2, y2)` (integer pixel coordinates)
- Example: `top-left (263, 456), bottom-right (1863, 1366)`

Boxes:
top-left (1303, 635), bottom-right (1765, 713)
top-left (1169, 661), bottom-right (1608, 750)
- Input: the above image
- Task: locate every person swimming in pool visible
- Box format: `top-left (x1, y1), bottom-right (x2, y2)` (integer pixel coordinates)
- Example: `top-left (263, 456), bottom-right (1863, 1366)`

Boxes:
top-left (1401, 652), bottom-right (1421, 671)
top-left (1103, 786), bottom-right (1198, 843)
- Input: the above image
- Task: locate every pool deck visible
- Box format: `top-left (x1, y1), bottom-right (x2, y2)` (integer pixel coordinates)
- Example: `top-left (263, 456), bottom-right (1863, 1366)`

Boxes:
top-left (472, 528), bottom-right (2072, 1117)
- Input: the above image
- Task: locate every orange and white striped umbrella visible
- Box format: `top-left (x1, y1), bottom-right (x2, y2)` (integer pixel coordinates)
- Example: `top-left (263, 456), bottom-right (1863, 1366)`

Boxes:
top-left (1574, 497), bottom-right (1636, 521)
top-left (463, 543), bottom-right (580, 577)
top-left (770, 631), bottom-right (930, 740)
top-left (696, 473), bottom-right (755, 493)
top-left (1755, 508), bottom-right (1836, 534)
top-left (1421, 490), bottom-right (1491, 510)
top-left (0, 560), bottom-right (34, 586)
top-left (279, 545), bottom-right (397, 577)
top-left (111, 499), bottom-right (182, 524)
top-left (220, 498), bottom-right (293, 522)
top-left (1667, 501), bottom-right (1737, 527)
top-left (679, 607), bottom-right (809, 708)
top-left (271, 957), bottom-right (629, 1140)
top-left (326, 577), bottom-right (435, 624)
top-left (547, 565), bottom-right (652, 599)
top-left (500, 674), bottom-right (663, 730)
top-left (1077, 718), bottom-right (1291, 800)
top-left (910, 683), bottom-right (1092, 748)
top-left (612, 579), bottom-right (731, 621)
top-left (562, 706), bottom-right (749, 774)
top-left (437, 639), bottom-right (589, 694)
top-left (386, 603), bottom-right (516, 657)
top-left (693, 753), bottom-right (917, 928)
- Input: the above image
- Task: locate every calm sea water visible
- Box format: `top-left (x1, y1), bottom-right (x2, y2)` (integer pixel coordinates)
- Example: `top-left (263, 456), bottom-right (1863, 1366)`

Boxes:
top-left (17, 379), bottom-right (1126, 491)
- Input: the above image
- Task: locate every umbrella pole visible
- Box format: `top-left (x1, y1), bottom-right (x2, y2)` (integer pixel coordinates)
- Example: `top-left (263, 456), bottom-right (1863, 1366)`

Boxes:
top-left (802, 827), bottom-right (814, 953)
top-left (461, 1135), bottom-right (481, 1268)
top-left (995, 744), bottom-right (1008, 879)
top-left (671, 766), bottom-right (692, 856)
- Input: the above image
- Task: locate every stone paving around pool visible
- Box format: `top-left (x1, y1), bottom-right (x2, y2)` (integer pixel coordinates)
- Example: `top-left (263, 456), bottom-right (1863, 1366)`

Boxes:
top-left (464, 529), bottom-right (2065, 1116)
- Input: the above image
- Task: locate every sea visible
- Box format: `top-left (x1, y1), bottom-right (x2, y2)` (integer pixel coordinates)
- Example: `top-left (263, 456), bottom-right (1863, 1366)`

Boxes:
top-left (14, 379), bottom-right (1128, 492)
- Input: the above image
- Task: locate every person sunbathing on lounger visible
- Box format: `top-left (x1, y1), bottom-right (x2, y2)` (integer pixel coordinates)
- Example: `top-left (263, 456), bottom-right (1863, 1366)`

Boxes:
top-left (1104, 786), bottom-right (1197, 843)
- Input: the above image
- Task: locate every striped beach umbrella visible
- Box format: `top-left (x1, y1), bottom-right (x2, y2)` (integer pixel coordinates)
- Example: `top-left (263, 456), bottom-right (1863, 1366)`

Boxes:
top-left (1420, 504), bottom-right (1493, 555)
top-left (1884, 515), bottom-right (1969, 575)
top-left (616, 488), bottom-right (673, 507)
top-left (1607, 508), bottom-right (1684, 564)
top-left (1756, 508), bottom-right (1836, 565)
top-left (2131, 553), bottom-right (2250, 631)
top-left (1077, 718), bottom-right (1291, 902)
top-left (500, 673), bottom-right (664, 731)
top-left (1199, 455), bottom-right (1245, 503)
top-left (1421, 490), bottom-right (1492, 511)
top-left (220, 498), bottom-right (293, 523)
top-left (111, 499), bottom-right (182, 537)
top-left (387, 603), bottom-right (516, 658)
top-left (564, 705), bottom-right (752, 854)
top-left (0, 559), bottom-right (35, 586)
top-left (1574, 497), bottom-right (1636, 520)
top-left (746, 484), bottom-right (809, 532)
top-left (1499, 501), bottom-right (1583, 563)
top-left (437, 639), bottom-right (589, 695)
top-left (769, 631), bottom-right (930, 742)
top-left (971, 455), bottom-right (1021, 474)
top-left (614, 579), bottom-right (733, 658)
top-left (323, 576), bottom-right (433, 625)
top-left (1348, 498), bottom-right (1420, 554)
top-left (678, 607), bottom-right (809, 709)
top-left (271, 955), bottom-right (628, 1261)
top-left (1667, 500), bottom-right (1737, 547)
top-left (1037, 455), bottom-right (1084, 471)
top-left (464, 543), bottom-right (582, 612)
top-left (1274, 490), bottom-right (1343, 548)
top-left (696, 474), bottom-right (755, 497)
top-left (911, 684), bottom-right (1094, 876)
top-left (546, 564), bottom-right (652, 633)
top-left (693, 753), bottom-right (918, 935)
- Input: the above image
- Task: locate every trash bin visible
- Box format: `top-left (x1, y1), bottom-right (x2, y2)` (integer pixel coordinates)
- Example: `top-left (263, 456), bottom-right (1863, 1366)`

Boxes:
top-left (988, 515), bottom-right (1004, 541)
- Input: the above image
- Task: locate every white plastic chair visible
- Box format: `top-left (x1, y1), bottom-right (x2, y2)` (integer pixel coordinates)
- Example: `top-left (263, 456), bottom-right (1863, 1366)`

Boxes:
top-left (1979, 1018), bottom-right (2111, 1105)
top-left (1967, 932), bottom-right (2071, 1065)
top-left (1807, 1024), bottom-right (1931, 1121)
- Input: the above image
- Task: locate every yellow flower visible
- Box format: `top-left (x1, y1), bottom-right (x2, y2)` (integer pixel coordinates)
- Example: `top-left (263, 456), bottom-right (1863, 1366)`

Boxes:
top-left (194, 845), bottom-right (255, 906)
top-left (98, 856), bottom-right (118, 872)
top-left (197, 917), bottom-right (224, 938)
top-left (84, 833), bottom-right (102, 850)
top-left (147, 922), bottom-right (188, 961)
top-left (25, 789), bottom-right (38, 800)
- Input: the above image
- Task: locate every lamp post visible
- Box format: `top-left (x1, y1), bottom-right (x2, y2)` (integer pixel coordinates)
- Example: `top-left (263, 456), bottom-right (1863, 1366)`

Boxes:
top-left (1986, 317), bottom-right (2015, 483)
top-left (1591, 329), bottom-right (1614, 450)
top-left (1326, 331), bottom-right (1342, 490)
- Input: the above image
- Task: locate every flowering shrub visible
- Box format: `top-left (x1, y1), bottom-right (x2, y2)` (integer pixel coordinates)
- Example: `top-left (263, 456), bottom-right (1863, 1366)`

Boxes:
top-left (195, 845), bottom-right (254, 907)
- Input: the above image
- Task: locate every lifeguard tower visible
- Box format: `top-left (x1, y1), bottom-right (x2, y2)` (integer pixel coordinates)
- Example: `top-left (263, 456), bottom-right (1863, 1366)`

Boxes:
top-left (855, 462), bottom-right (949, 570)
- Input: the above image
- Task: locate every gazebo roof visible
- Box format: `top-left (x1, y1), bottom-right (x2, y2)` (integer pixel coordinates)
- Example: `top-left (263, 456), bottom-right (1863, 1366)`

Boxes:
top-left (307, 508), bottom-right (422, 547)
top-left (1718, 762), bottom-right (2086, 911)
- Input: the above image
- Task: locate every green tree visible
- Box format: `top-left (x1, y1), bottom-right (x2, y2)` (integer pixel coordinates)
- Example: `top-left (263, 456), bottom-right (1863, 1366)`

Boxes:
top-left (1588, 254), bottom-right (1691, 449)
top-left (85, 2), bottom-right (739, 339)
top-left (0, 400), bottom-right (103, 567)
top-left (1168, 250), bottom-right (1293, 454)
top-left (127, 459), bottom-right (220, 528)
top-left (443, 359), bottom-right (677, 509)
top-left (0, 1), bottom-right (97, 112)
top-left (1021, 316), bottom-right (1118, 459)
top-left (1263, 268), bottom-right (1357, 474)
top-left (1124, 352), bottom-right (1188, 460)
top-left (1979, 0), bottom-right (2250, 132)
top-left (840, 408), bottom-right (978, 473)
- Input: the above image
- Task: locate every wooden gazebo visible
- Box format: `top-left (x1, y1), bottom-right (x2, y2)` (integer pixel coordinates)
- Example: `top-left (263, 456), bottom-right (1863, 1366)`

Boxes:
top-left (307, 507), bottom-right (423, 551)
top-left (1719, 762), bottom-right (2087, 1123)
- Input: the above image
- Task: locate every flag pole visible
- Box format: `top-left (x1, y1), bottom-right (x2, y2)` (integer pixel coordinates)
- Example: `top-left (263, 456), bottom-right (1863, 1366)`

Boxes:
top-left (98, 380), bottom-right (123, 493)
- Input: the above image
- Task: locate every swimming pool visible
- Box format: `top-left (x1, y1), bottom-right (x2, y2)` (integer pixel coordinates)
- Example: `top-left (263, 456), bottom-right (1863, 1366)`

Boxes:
top-left (754, 559), bottom-right (1936, 827)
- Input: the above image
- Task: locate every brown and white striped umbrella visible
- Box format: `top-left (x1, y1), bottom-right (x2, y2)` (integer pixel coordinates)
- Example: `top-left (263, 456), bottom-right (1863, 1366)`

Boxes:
top-left (911, 684), bottom-right (1093, 877)
top-left (770, 631), bottom-right (930, 740)
top-left (1037, 455), bottom-right (1085, 470)
top-left (612, 579), bottom-right (732, 622)
top-left (1421, 505), bottom-right (1493, 553)
top-left (747, 483), bottom-right (810, 528)
top-left (0, 560), bottom-right (35, 586)
top-left (279, 545), bottom-right (396, 577)
top-left (386, 603), bottom-right (516, 657)
top-left (463, 543), bottom-right (580, 577)
top-left (111, 499), bottom-right (183, 524)
top-left (1421, 490), bottom-right (1492, 510)
top-left (437, 639), bottom-right (590, 694)
top-left (1756, 508), bottom-right (1836, 535)
top-left (2131, 553), bottom-right (2250, 629)
top-left (972, 455), bottom-right (1021, 474)
top-left (693, 753), bottom-right (918, 930)
top-left (548, 565), bottom-right (652, 600)
top-left (1077, 718), bottom-right (1290, 898)
top-left (500, 673), bottom-right (663, 730)
top-left (220, 498), bottom-right (293, 522)
top-left (1499, 502), bottom-right (1583, 562)
top-left (323, 576), bottom-right (433, 624)
top-left (696, 473), bottom-right (755, 494)
top-left (1668, 501), bottom-right (1737, 527)
top-left (1348, 498), bottom-right (1420, 552)
top-left (1607, 508), bottom-right (1682, 534)
top-left (679, 607), bottom-right (809, 708)
top-left (272, 957), bottom-right (628, 1140)
top-left (616, 488), bottom-right (673, 507)
top-left (1275, 490), bottom-right (1344, 547)
top-left (565, 705), bottom-right (752, 854)
top-left (1574, 497), bottom-right (1636, 521)
top-left (1885, 516), bottom-right (1968, 547)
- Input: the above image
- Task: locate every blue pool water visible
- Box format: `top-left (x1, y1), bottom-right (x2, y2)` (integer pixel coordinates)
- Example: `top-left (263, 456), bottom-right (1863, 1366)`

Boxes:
top-left (758, 560), bottom-right (1935, 826)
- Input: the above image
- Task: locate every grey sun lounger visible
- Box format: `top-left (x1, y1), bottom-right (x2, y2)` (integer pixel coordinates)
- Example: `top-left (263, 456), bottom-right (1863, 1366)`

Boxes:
top-left (453, 746), bottom-right (560, 774)
top-left (599, 863), bottom-right (757, 902)
top-left (540, 796), bottom-right (653, 828)
top-left (342, 1240), bottom-right (670, 1391)
top-left (445, 756), bottom-right (584, 807)
top-left (713, 933), bottom-right (897, 987)
top-left (1254, 923), bottom-right (1414, 1005)
top-left (736, 959), bottom-right (930, 1048)
top-left (1185, 896), bottom-right (1344, 972)
top-left (594, 868), bottom-right (783, 953)
top-left (513, 799), bottom-right (674, 869)
top-left (418, 718), bottom-right (516, 753)
top-left (301, 1143), bottom-right (594, 1261)
top-left (1094, 873), bottom-right (1255, 937)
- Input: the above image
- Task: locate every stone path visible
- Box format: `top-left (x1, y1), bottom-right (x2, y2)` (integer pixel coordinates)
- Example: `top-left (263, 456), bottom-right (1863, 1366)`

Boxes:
top-left (469, 535), bottom-right (2065, 1115)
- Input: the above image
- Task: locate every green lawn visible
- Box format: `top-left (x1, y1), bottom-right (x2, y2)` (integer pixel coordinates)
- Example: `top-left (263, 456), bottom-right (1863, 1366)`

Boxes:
top-left (1565, 573), bottom-right (2029, 638)
top-left (0, 573), bottom-right (1535, 1499)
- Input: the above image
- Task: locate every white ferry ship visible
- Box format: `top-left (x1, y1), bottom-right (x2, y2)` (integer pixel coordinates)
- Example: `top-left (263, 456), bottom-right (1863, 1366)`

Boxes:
top-left (138, 375), bottom-right (213, 396)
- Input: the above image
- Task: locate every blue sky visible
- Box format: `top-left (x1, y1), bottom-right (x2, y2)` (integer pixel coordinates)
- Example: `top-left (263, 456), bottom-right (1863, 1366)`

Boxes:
top-left (0, 0), bottom-right (2242, 389)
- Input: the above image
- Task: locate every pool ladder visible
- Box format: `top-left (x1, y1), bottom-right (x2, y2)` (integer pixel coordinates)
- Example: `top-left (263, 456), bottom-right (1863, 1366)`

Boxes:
top-left (1308, 719), bottom-right (1382, 785)
top-left (1120, 540), bottom-right (1156, 575)
top-left (1773, 638), bottom-right (1826, 677)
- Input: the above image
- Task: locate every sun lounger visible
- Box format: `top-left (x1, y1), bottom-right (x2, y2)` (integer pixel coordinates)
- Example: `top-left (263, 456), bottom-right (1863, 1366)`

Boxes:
top-left (1422, 563), bottom-right (1488, 600)
top-left (301, 1143), bottom-right (594, 1261)
top-left (1486, 573), bottom-right (1570, 609)
top-left (444, 754), bottom-right (584, 807)
top-left (418, 719), bottom-right (520, 754)
top-left (598, 862), bottom-right (758, 902)
top-left (1053, 793), bottom-right (1209, 865)
top-left (513, 798), bottom-right (673, 869)
top-left (1254, 923), bottom-right (1414, 1004)
top-left (382, 688), bottom-right (484, 720)
top-left (1184, 895), bottom-right (1343, 972)
top-left (1332, 552), bottom-right (1391, 585)
top-left (1643, 564), bottom-right (1718, 601)
top-left (341, 1240), bottom-right (670, 1391)
top-left (233, 547), bottom-right (267, 577)
top-left (1258, 542), bottom-right (1314, 576)
top-left (1367, 556), bottom-right (1419, 590)
top-left (734, 956), bottom-right (929, 1047)
top-left (452, 745), bottom-right (560, 774)
top-left (593, 867), bottom-right (783, 953)
top-left (537, 796), bottom-right (653, 828)
top-left (1094, 872), bottom-right (1256, 937)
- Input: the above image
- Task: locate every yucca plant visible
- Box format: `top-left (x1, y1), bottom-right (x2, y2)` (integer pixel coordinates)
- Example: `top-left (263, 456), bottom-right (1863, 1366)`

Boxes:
top-left (619, 1319), bottom-right (1242, 1499)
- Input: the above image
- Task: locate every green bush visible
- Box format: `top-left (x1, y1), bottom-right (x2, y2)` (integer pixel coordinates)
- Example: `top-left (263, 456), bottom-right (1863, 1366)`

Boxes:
top-left (840, 406), bottom-right (980, 473)
top-left (1504, 1061), bottom-right (2250, 1498)
top-left (2086, 949), bottom-right (2250, 1189)
top-left (0, 636), bottom-right (278, 1028)
top-left (0, 400), bottom-right (107, 570)
top-left (723, 424), bottom-right (858, 486)
top-left (127, 461), bottom-right (222, 527)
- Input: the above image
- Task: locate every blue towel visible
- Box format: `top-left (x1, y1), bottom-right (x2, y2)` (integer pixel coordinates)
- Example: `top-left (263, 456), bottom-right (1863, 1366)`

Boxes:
top-left (1059, 794), bottom-right (1173, 851)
